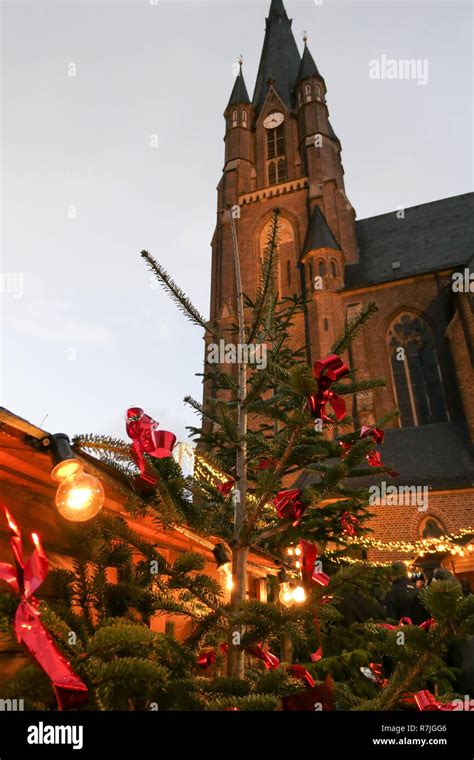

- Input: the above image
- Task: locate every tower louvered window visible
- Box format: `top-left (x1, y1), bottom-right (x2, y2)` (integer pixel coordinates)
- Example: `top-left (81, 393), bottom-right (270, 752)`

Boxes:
top-left (388, 313), bottom-right (449, 427)
top-left (267, 125), bottom-right (287, 185)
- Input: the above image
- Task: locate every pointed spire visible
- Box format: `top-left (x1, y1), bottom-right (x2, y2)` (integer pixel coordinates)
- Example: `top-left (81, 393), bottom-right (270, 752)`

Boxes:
top-left (302, 205), bottom-right (341, 257)
top-left (297, 40), bottom-right (321, 82)
top-left (227, 58), bottom-right (251, 108)
top-left (252, 0), bottom-right (301, 114)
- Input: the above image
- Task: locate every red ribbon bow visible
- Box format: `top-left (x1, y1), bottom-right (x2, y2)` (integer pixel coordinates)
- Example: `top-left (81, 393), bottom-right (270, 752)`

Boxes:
top-left (126, 407), bottom-right (176, 485)
top-left (341, 511), bottom-right (360, 537)
top-left (287, 664), bottom-right (315, 688)
top-left (217, 478), bottom-right (235, 497)
top-left (403, 690), bottom-right (456, 712)
top-left (247, 643), bottom-right (280, 670)
top-left (378, 617), bottom-right (436, 632)
top-left (273, 489), bottom-right (305, 526)
top-left (339, 425), bottom-right (398, 477)
top-left (0, 506), bottom-right (88, 710)
top-left (307, 354), bottom-right (349, 424)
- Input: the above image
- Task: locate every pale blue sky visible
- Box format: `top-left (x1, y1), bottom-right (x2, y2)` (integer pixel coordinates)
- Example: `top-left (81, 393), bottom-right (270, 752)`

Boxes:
top-left (1, 0), bottom-right (472, 445)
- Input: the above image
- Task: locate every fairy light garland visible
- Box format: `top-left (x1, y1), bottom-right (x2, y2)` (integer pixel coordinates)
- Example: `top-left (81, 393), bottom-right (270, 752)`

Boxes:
top-left (193, 452), bottom-right (474, 558)
top-left (343, 528), bottom-right (474, 556)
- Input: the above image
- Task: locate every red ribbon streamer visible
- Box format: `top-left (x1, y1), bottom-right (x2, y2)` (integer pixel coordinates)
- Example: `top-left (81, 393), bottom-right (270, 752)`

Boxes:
top-left (126, 407), bottom-right (176, 485)
top-left (307, 354), bottom-right (349, 424)
top-left (0, 506), bottom-right (88, 710)
top-left (273, 489), bottom-right (305, 526)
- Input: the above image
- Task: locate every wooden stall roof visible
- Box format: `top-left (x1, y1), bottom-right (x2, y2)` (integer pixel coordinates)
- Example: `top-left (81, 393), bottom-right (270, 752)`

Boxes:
top-left (0, 407), bottom-right (279, 577)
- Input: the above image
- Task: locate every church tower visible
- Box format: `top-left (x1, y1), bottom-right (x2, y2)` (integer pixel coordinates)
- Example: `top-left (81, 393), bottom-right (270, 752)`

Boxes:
top-left (209, 0), bottom-right (359, 361)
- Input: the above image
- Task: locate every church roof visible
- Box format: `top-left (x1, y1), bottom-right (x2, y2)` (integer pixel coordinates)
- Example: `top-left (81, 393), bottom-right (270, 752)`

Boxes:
top-left (327, 120), bottom-right (339, 143)
top-left (295, 422), bottom-right (474, 490)
top-left (345, 193), bottom-right (474, 289)
top-left (297, 42), bottom-right (321, 82)
top-left (302, 204), bottom-right (342, 257)
top-left (227, 65), bottom-right (251, 108)
top-left (252, 0), bottom-right (302, 114)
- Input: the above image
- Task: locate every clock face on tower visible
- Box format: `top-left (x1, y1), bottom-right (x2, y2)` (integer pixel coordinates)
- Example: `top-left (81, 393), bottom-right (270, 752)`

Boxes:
top-left (263, 112), bottom-right (284, 129)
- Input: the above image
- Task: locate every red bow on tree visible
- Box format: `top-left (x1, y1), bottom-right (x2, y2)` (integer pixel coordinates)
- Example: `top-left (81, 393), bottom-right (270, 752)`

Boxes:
top-left (247, 643), bottom-right (280, 670)
top-left (287, 664), bottom-right (315, 688)
top-left (341, 511), bottom-right (360, 537)
top-left (0, 505), bottom-right (88, 711)
top-left (378, 617), bottom-right (436, 632)
top-left (217, 478), bottom-right (235, 497)
top-left (339, 425), bottom-right (398, 477)
top-left (273, 489), bottom-right (305, 526)
top-left (126, 407), bottom-right (176, 485)
top-left (403, 690), bottom-right (459, 711)
top-left (307, 354), bottom-right (349, 424)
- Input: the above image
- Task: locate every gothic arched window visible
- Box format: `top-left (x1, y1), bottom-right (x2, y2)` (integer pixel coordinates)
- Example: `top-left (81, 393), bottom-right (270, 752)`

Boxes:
top-left (242, 110), bottom-right (247, 127)
top-left (388, 313), bottom-right (449, 427)
top-left (259, 216), bottom-right (297, 297)
top-left (305, 83), bottom-right (312, 102)
top-left (419, 516), bottom-right (445, 539)
top-left (232, 110), bottom-right (238, 127)
top-left (330, 260), bottom-right (337, 277)
top-left (318, 260), bottom-right (325, 277)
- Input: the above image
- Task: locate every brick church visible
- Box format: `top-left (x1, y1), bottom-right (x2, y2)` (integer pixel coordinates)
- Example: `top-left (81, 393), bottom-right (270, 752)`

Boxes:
top-left (208, 0), bottom-right (474, 576)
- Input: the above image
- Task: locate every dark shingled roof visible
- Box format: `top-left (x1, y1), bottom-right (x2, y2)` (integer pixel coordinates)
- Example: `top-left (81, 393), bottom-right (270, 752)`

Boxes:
top-left (345, 193), bottom-right (474, 290)
top-left (327, 120), bottom-right (339, 143)
top-left (302, 204), bottom-right (342, 257)
top-left (227, 66), bottom-right (251, 108)
top-left (295, 422), bottom-right (474, 491)
top-left (297, 42), bottom-right (321, 82)
top-left (252, 0), bottom-right (301, 114)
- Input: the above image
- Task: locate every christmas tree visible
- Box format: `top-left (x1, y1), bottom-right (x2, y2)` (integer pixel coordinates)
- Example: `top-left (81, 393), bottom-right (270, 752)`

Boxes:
top-left (1, 208), bottom-right (472, 711)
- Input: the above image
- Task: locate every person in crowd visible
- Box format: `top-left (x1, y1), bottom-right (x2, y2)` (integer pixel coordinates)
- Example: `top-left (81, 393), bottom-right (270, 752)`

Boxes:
top-left (432, 567), bottom-right (461, 585)
top-left (384, 561), bottom-right (427, 624)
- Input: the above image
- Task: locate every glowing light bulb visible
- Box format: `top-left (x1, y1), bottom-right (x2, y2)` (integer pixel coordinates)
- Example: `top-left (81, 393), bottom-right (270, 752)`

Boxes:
top-left (279, 583), bottom-right (295, 607)
top-left (292, 586), bottom-right (306, 603)
top-left (295, 547), bottom-right (301, 556)
top-left (55, 472), bottom-right (104, 522)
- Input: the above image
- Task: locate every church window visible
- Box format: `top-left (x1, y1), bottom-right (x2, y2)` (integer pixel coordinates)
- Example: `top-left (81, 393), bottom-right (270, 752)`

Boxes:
top-left (388, 313), bottom-right (449, 427)
top-left (232, 110), bottom-right (238, 127)
top-left (324, 318), bottom-right (329, 331)
top-left (419, 516), bottom-right (445, 539)
top-left (267, 124), bottom-right (285, 159)
top-left (305, 83), bottom-right (312, 102)
top-left (242, 110), bottom-right (247, 127)
top-left (318, 260), bottom-right (325, 276)
top-left (330, 260), bottom-right (337, 277)
top-left (268, 158), bottom-right (287, 186)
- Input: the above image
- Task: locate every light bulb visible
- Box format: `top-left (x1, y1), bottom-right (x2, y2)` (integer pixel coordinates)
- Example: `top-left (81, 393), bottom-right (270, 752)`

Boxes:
top-left (292, 586), bottom-right (306, 603)
top-left (51, 458), bottom-right (84, 482)
top-left (55, 472), bottom-right (105, 522)
top-left (279, 582), bottom-right (295, 607)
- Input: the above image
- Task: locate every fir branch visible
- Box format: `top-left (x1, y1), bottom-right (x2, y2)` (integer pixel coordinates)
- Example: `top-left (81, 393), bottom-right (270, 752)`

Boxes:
top-left (331, 301), bottom-right (378, 355)
top-left (247, 209), bottom-right (281, 344)
top-left (141, 250), bottom-right (217, 336)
